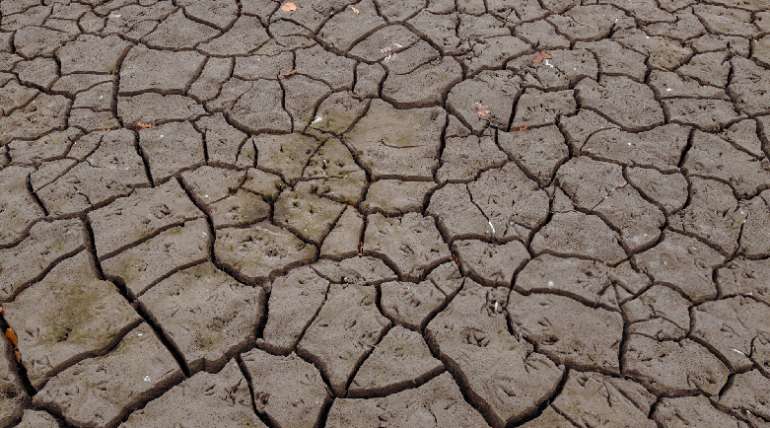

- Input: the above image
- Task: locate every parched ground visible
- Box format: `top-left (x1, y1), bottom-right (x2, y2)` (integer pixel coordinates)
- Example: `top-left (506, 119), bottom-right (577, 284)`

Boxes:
top-left (1, 0), bottom-right (770, 427)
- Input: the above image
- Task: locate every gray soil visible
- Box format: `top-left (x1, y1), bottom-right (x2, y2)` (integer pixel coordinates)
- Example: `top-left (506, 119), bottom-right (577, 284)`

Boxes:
top-left (0, 0), bottom-right (769, 427)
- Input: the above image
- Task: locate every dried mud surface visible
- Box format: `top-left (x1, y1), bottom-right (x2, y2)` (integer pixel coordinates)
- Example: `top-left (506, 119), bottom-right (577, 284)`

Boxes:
top-left (1, 0), bottom-right (770, 427)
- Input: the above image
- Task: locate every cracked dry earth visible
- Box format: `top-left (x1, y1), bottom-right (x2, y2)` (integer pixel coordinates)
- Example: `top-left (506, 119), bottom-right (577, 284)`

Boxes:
top-left (3, 1), bottom-right (770, 428)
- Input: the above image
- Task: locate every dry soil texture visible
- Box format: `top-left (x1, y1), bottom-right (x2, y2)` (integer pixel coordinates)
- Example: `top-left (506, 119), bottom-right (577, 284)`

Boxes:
top-left (0, 0), bottom-right (769, 427)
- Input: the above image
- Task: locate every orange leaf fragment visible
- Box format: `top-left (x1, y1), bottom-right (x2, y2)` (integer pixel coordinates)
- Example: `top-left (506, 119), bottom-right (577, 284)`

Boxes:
top-left (281, 1), bottom-right (297, 12)
top-left (474, 102), bottom-right (491, 119)
top-left (14, 350), bottom-right (20, 363)
top-left (511, 123), bottom-right (529, 132)
top-left (133, 121), bottom-right (154, 129)
top-left (5, 328), bottom-right (17, 347)
top-left (532, 50), bottom-right (553, 64)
